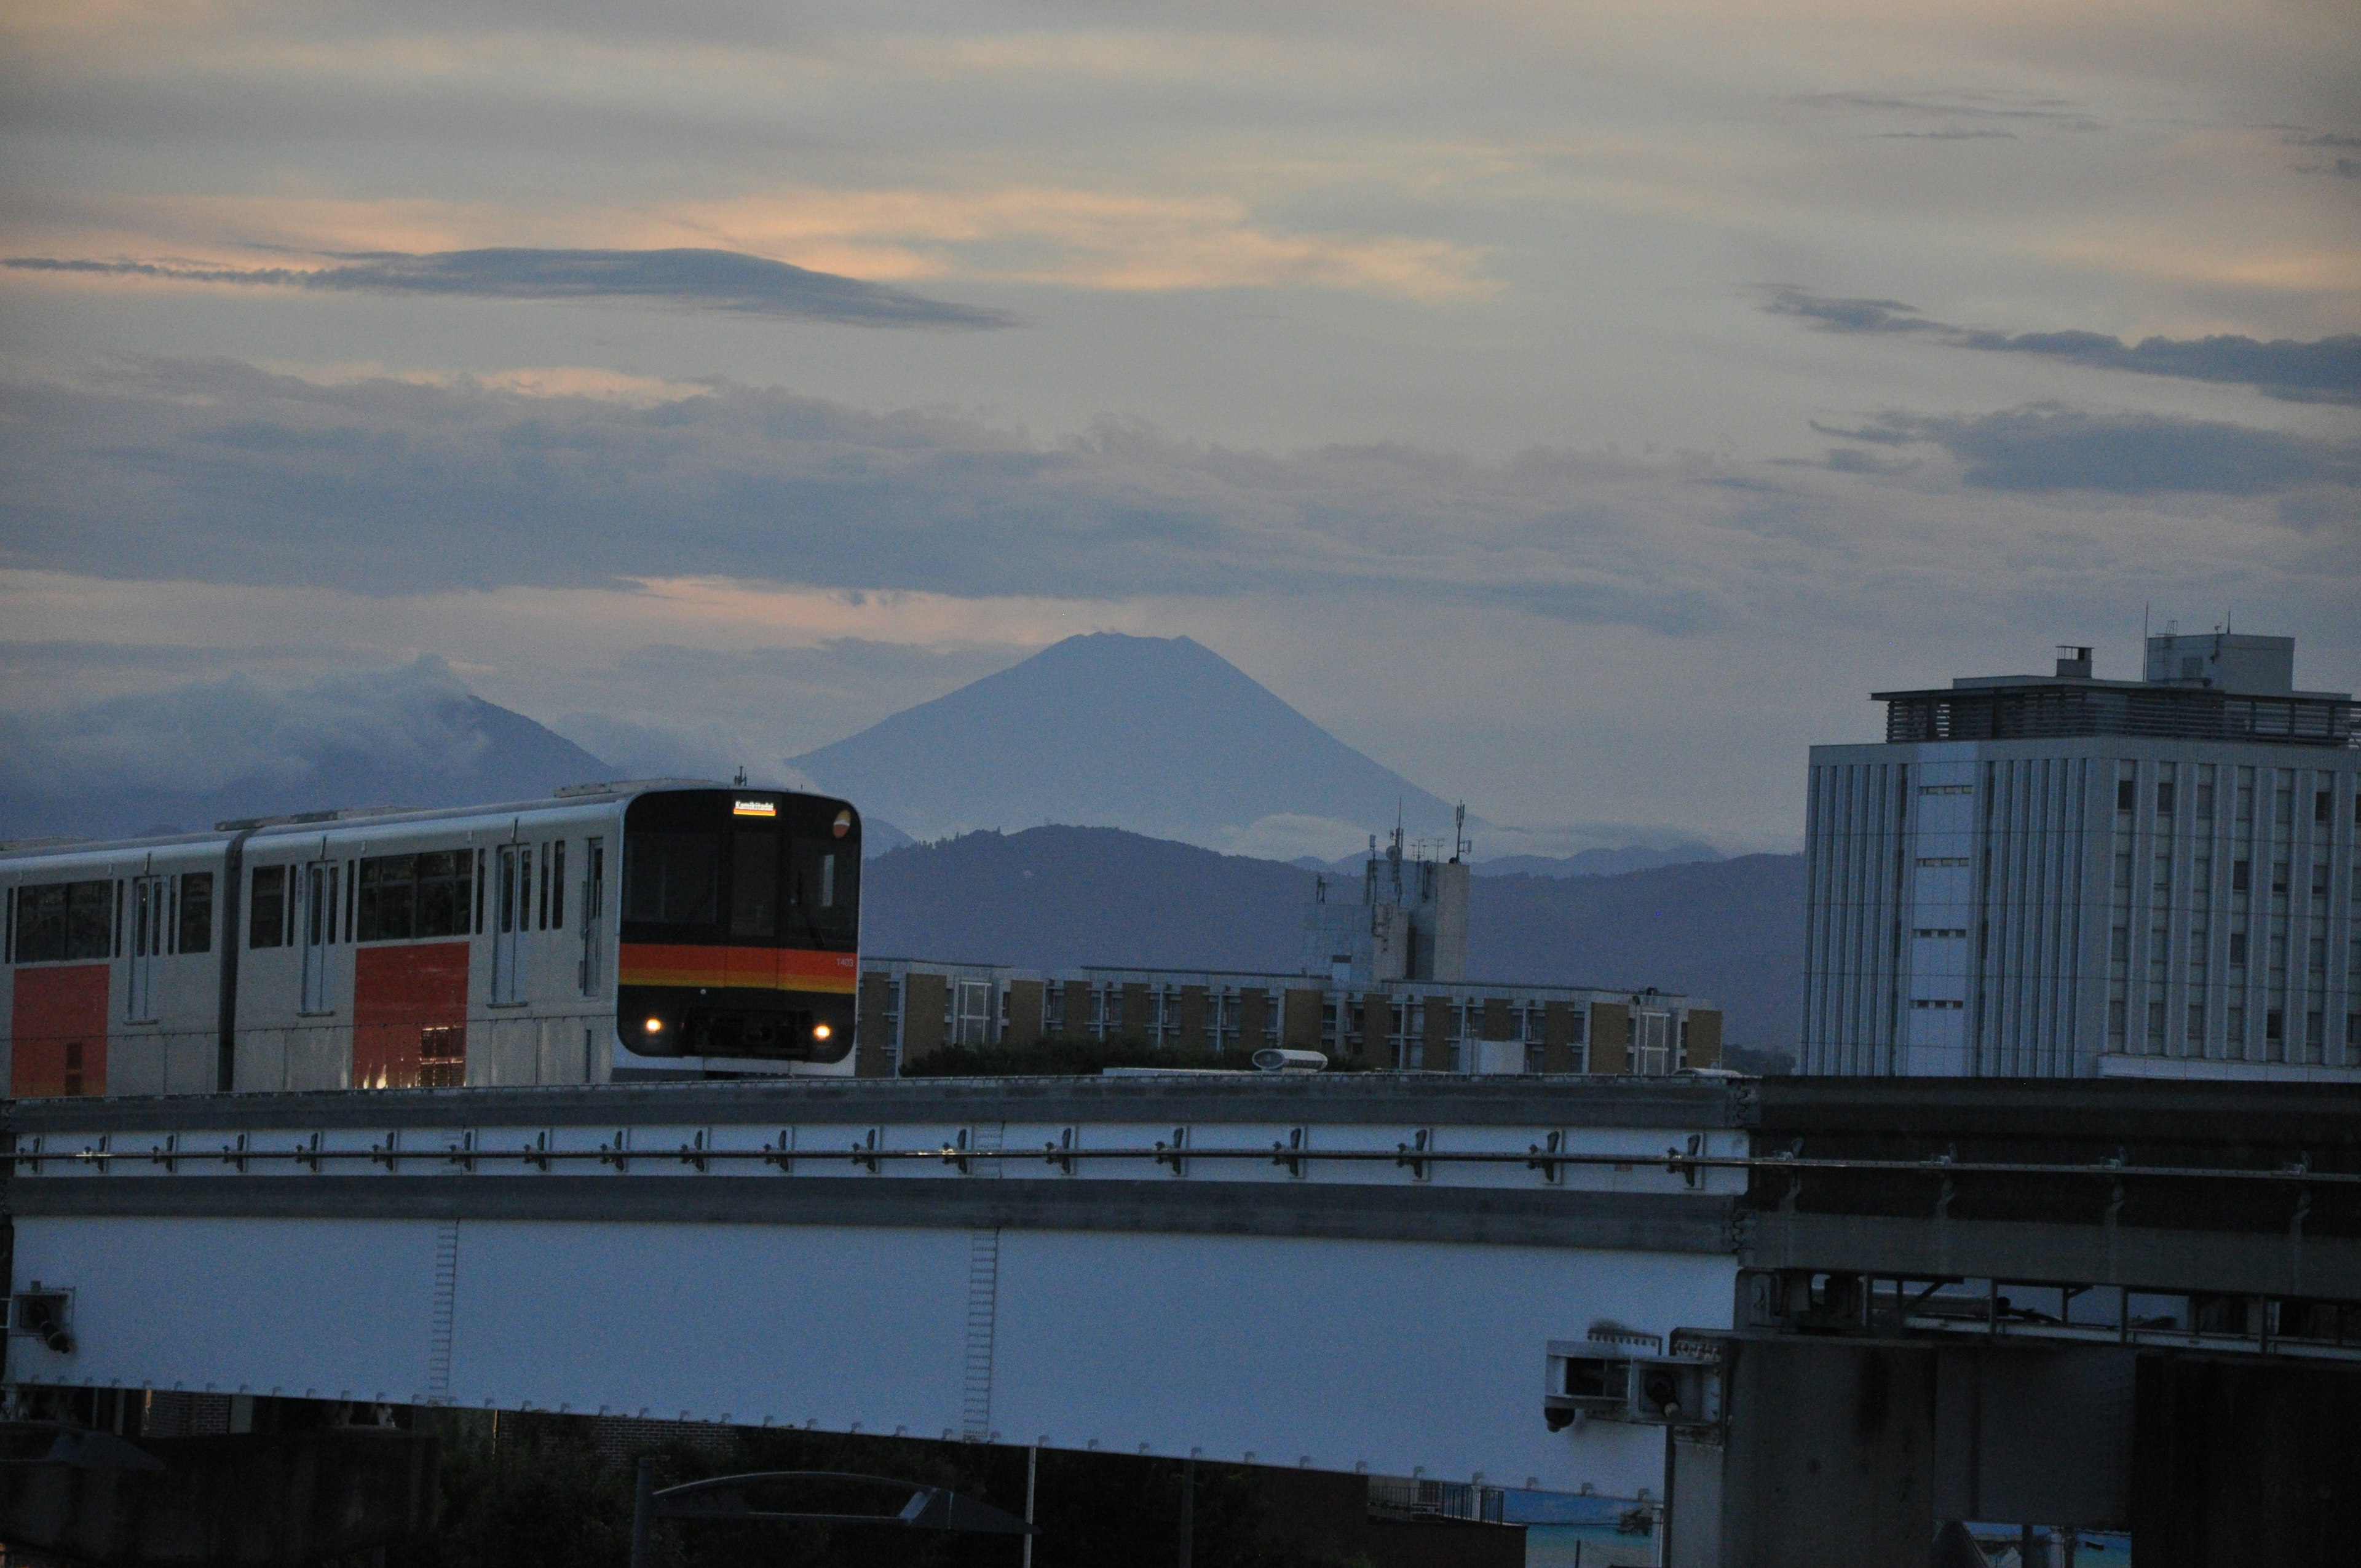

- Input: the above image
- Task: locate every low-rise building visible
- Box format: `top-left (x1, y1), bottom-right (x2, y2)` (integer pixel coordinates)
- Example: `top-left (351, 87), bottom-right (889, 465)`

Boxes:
top-left (854, 956), bottom-right (1718, 1078)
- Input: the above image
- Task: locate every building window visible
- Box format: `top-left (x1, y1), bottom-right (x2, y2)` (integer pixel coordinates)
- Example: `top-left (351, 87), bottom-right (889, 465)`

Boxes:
top-left (2317, 790), bottom-right (2334, 825)
top-left (2196, 783), bottom-right (2215, 817)
top-left (2228, 1007), bottom-right (2245, 1043)
top-left (2229, 932), bottom-right (2248, 965)
top-left (2306, 1012), bottom-right (2325, 1060)
top-left (2232, 859), bottom-right (2250, 893)
top-left (2148, 929), bottom-right (2169, 963)
top-left (2312, 863), bottom-right (2330, 895)
top-left (2146, 1002), bottom-right (2165, 1043)
top-left (2108, 1000), bottom-right (2127, 1036)
top-left (2111, 927), bottom-right (2130, 963)
top-left (2156, 780), bottom-right (2175, 815)
top-left (2186, 1003), bottom-right (2204, 1041)
top-left (2271, 862), bottom-right (2290, 895)
top-left (2266, 1009), bottom-right (2284, 1042)
top-left (2116, 778), bottom-right (2136, 812)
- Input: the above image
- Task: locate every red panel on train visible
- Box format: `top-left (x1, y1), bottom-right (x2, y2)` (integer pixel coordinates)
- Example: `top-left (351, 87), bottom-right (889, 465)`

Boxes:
top-left (11, 964), bottom-right (110, 1098)
top-left (354, 941), bottom-right (469, 1089)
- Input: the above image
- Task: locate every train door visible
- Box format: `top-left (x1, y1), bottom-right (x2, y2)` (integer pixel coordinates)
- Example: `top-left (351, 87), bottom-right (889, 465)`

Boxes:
top-left (493, 843), bottom-right (528, 1005)
top-left (127, 874), bottom-right (167, 1021)
top-left (578, 837), bottom-right (605, 995)
top-left (299, 861), bottom-right (338, 1013)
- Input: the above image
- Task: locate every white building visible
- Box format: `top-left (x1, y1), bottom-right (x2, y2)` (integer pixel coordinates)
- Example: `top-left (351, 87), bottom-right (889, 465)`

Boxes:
top-left (1801, 633), bottom-right (2359, 1079)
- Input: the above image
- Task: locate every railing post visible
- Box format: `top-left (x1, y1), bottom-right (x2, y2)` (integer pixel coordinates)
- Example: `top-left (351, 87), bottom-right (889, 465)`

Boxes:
top-left (1024, 1444), bottom-right (1038, 1568)
top-left (629, 1456), bottom-right (654, 1568)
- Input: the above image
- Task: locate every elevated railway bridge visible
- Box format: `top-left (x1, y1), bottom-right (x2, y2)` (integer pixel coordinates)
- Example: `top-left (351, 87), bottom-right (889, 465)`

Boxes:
top-left (4, 1073), bottom-right (2356, 1566)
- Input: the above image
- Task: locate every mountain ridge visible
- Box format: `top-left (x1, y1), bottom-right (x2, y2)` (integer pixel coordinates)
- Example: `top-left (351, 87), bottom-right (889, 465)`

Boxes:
top-left (861, 823), bottom-right (1803, 1050)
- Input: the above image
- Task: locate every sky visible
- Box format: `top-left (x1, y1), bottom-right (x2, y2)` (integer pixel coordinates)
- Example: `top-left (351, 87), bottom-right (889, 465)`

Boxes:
top-left (2, 1), bottom-right (2357, 855)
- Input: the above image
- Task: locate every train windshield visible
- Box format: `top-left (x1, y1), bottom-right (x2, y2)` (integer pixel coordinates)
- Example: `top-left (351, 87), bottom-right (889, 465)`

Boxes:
top-left (621, 791), bottom-right (859, 951)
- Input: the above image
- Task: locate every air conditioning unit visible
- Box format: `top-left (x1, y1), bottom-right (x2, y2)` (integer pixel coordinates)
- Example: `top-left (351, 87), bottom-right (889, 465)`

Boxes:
top-left (1545, 1330), bottom-right (1723, 1431)
top-left (10, 1285), bottom-right (73, 1354)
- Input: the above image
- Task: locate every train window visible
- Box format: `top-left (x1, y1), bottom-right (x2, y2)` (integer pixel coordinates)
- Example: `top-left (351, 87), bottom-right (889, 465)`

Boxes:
top-left (730, 831), bottom-right (778, 938)
top-left (419, 852), bottom-right (472, 938)
top-left (13, 881), bottom-right (116, 964)
top-left (358, 852), bottom-right (474, 941)
top-left (358, 857), bottom-right (414, 941)
top-left (625, 833), bottom-right (719, 928)
top-left (178, 873), bottom-right (214, 954)
top-left (786, 842), bottom-right (856, 948)
top-left (549, 841), bottom-right (566, 930)
top-left (250, 866), bottom-right (287, 949)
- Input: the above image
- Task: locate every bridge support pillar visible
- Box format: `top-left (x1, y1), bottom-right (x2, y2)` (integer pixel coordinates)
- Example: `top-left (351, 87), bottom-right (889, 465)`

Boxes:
top-left (2132, 1355), bottom-right (2361, 1567)
top-left (1704, 1337), bottom-right (1937, 1568)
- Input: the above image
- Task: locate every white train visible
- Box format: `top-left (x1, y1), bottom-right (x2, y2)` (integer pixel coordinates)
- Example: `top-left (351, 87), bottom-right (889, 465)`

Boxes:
top-left (0, 783), bottom-right (863, 1098)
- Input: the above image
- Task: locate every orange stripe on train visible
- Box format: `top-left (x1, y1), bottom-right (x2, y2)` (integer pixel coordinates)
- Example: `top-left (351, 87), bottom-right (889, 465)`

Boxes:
top-left (618, 943), bottom-right (857, 994)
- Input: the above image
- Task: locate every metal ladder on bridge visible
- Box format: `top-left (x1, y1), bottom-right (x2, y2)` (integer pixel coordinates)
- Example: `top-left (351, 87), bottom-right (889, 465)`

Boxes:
top-left (425, 1219), bottom-right (461, 1404)
top-left (960, 1122), bottom-right (1004, 1441)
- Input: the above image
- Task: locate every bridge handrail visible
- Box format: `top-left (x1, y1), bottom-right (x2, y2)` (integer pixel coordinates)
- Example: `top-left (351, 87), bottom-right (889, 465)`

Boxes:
top-left (11, 1141), bottom-right (2357, 1184)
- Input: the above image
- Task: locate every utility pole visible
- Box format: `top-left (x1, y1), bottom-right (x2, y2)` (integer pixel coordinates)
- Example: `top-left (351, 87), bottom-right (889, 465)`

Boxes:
top-left (1177, 1454), bottom-right (1195, 1568)
top-left (630, 1457), bottom-right (655, 1568)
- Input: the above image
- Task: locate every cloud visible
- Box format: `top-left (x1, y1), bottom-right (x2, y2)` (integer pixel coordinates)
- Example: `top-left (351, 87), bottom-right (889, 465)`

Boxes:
top-left (0, 657), bottom-right (491, 799)
top-left (0, 358), bottom-right (1750, 632)
top-left (545, 711), bottom-right (810, 793)
top-left (1815, 404), bottom-right (2361, 496)
top-left (2, 247), bottom-right (1014, 329)
top-left (1797, 90), bottom-right (2101, 135)
top-left (2284, 130), bottom-right (2361, 176)
top-left (1768, 288), bottom-right (2361, 404)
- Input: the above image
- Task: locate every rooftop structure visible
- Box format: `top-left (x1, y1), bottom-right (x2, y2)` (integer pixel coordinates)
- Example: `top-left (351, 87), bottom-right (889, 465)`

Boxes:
top-left (1300, 814), bottom-right (1471, 985)
top-left (1877, 632), bottom-right (2354, 750)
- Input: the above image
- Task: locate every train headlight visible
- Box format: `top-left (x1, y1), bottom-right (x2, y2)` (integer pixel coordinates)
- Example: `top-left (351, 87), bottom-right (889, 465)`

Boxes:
top-left (644, 1017), bottom-right (664, 1034)
top-left (812, 1023), bottom-right (832, 1040)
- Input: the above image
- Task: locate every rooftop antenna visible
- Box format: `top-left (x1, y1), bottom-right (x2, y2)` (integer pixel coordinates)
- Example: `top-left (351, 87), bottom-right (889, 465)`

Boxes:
top-left (732, 766), bottom-right (748, 786)
top-left (1452, 802), bottom-right (1469, 865)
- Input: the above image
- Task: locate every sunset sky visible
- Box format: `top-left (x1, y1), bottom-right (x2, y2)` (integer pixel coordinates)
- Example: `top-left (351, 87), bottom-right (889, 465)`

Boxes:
top-left (4, 2), bottom-right (2355, 853)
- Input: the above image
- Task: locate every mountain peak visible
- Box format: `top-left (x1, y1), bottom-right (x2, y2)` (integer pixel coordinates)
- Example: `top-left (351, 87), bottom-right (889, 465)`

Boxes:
top-left (789, 633), bottom-right (1455, 853)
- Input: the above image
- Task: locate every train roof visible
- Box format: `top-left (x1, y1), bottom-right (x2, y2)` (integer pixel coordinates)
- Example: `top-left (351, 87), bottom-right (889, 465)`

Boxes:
top-left (0, 778), bottom-right (855, 866)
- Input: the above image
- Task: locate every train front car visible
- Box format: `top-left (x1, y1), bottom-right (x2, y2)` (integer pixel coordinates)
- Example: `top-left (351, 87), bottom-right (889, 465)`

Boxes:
top-left (614, 788), bottom-right (860, 1078)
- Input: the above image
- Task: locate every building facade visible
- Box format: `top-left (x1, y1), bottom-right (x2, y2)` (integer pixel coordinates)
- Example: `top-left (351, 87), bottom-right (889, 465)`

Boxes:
top-left (855, 956), bottom-right (1718, 1079)
top-left (1800, 633), bottom-right (2360, 1079)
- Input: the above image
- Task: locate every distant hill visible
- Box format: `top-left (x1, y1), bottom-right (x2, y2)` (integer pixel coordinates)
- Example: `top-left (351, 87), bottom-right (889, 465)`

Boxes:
top-left (861, 825), bottom-right (1803, 1052)
top-left (789, 632), bottom-right (1458, 852)
top-left (0, 662), bottom-right (617, 841)
top-left (1299, 842), bottom-right (1725, 879)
